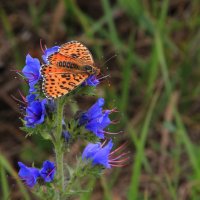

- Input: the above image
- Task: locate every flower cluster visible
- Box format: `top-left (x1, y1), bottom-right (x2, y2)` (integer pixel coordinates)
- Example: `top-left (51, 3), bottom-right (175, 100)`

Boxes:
top-left (21, 47), bottom-right (100, 128)
top-left (79, 98), bottom-right (128, 169)
top-left (21, 54), bottom-right (47, 128)
top-left (21, 45), bottom-right (61, 128)
top-left (17, 42), bottom-right (128, 197)
top-left (18, 160), bottom-right (56, 188)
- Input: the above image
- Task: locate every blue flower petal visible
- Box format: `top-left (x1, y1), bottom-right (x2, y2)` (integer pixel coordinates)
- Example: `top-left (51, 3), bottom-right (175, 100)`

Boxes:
top-left (18, 162), bottom-right (40, 188)
top-left (40, 160), bottom-right (56, 182)
top-left (46, 99), bottom-right (56, 112)
top-left (85, 120), bottom-right (105, 139)
top-left (86, 98), bottom-right (104, 119)
top-left (24, 99), bottom-right (47, 128)
top-left (82, 143), bottom-right (101, 160)
top-left (79, 98), bottom-right (111, 138)
top-left (92, 140), bottom-right (113, 168)
top-left (42, 46), bottom-right (59, 63)
top-left (26, 94), bottom-right (37, 103)
top-left (79, 98), bottom-right (104, 125)
top-left (22, 54), bottom-right (41, 87)
top-left (82, 140), bottom-right (113, 168)
top-left (62, 130), bottom-right (70, 141)
top-left (83, 75), bottom-right (100, 87)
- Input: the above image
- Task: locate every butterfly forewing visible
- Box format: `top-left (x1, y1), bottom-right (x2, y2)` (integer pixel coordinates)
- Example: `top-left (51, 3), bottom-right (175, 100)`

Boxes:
top-left (47, 52), bottom-right (86, 70)
top-left (59, 41), bottom-right (94, 66)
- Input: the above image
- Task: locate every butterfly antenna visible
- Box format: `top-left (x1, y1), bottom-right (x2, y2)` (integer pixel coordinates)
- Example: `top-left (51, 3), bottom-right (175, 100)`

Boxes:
top-left (98, 55), bottom-right (117, 85)
top-left (102, 54), bottom-right (118, 67)
top-left (98, 74), bottom-right (110, 81)
top-left (99, 54), bottom-right (117, 77)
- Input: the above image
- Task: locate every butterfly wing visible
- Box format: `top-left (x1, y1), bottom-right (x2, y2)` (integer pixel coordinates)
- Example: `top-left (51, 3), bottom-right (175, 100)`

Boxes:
top-left (46, 52), bottom-right (85, 68)
top-left (41, 41), bottom-right (97, 99)
top-left (40, 52), bottom-right (89, 99)
top-left (58, 41), bottom-right (94, 66)
top-left (41, 68), bottom-right (88, 99)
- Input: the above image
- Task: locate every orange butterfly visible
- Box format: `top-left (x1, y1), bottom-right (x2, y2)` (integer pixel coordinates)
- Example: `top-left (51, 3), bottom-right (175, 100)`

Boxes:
top-left (41, 41), bottom-right (100, 99)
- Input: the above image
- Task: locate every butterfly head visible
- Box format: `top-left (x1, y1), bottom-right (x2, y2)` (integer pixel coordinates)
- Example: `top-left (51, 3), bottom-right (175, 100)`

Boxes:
top-left (83, 65), bottom-right (100, 75)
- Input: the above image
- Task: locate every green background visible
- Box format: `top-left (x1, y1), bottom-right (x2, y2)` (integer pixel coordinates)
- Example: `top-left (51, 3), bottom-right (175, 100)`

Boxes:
top-left (0, 0), bottom-right (200, 199)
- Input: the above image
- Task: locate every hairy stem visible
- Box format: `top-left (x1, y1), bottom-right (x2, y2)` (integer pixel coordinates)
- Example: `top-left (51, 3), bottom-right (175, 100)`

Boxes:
top-left (54, 98), bottom-right (65, 199)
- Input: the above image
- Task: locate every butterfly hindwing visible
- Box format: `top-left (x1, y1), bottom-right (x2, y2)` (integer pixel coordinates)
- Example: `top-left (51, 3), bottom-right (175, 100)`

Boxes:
top-left (42, 71), bottom-right (89, 99)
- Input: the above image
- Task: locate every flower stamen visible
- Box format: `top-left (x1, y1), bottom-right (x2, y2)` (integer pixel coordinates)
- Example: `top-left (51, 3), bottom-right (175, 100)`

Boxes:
top-left (40, 39), bottom-right (46, 54)
top-left (109, 142), bottom-right (128, 156)
top-left (103, 130), bottom-right (123, 135)
top-left (109, 151), bottom-right (130, 161)
top-left (109, 157), bottom-right (130, 164)
top-left (101, 139), bottom-right (108, 148)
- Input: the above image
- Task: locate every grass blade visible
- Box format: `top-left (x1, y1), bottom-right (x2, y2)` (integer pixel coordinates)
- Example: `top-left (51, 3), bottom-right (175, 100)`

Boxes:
top-left (0, 166), bottom-right (10, 200)
top-left (0, 154), bottom-right (30, 200)
top-left (128, 92), bottom-right (159, 199)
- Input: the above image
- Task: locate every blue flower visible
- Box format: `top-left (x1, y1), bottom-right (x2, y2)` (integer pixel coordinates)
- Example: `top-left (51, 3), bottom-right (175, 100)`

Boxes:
top-left (40, 161), bottom-right (56, 182)
top-left (22, 54), bottom-right (41, 90)
top-left (46, 99), bottom-right (56, 113)
top-left (24, 99), bottom-right (47, 128)
top-left (18, 162), bottom-right (40, 188)
top-left (29, 85), bottom-right (37, 94)
top-left (82, 140), bottom-right (129, 168)
top-left (82, 140), bottom-right (113, 168)
top-left (79, 98), bottom-right (104, 125)
top-left (79, 98), bottom-right (111, 139)
top-left (26, 94), bottom-right (37, 103)
top-left (42, 46), bottom-right (59, 64)
top-left (62, 120), bottom-right (70, 141)
top-left (62, 130), bottom-right (70, 141)
top-left (83, 75), bottom-right (100, 87)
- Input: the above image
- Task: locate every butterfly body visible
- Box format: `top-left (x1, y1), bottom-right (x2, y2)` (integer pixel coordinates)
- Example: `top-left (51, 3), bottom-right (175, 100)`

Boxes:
top-left (41, 41), bottom-right (99, 99)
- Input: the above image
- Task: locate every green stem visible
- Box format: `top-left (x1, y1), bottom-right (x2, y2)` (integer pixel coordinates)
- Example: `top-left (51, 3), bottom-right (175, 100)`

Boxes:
top-left (54, 98), bottom-right (65, 199)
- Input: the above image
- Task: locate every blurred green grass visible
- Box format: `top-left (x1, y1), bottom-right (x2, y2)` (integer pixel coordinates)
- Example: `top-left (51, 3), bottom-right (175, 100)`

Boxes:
top-left (1, 0), bottom-right (200, 199)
